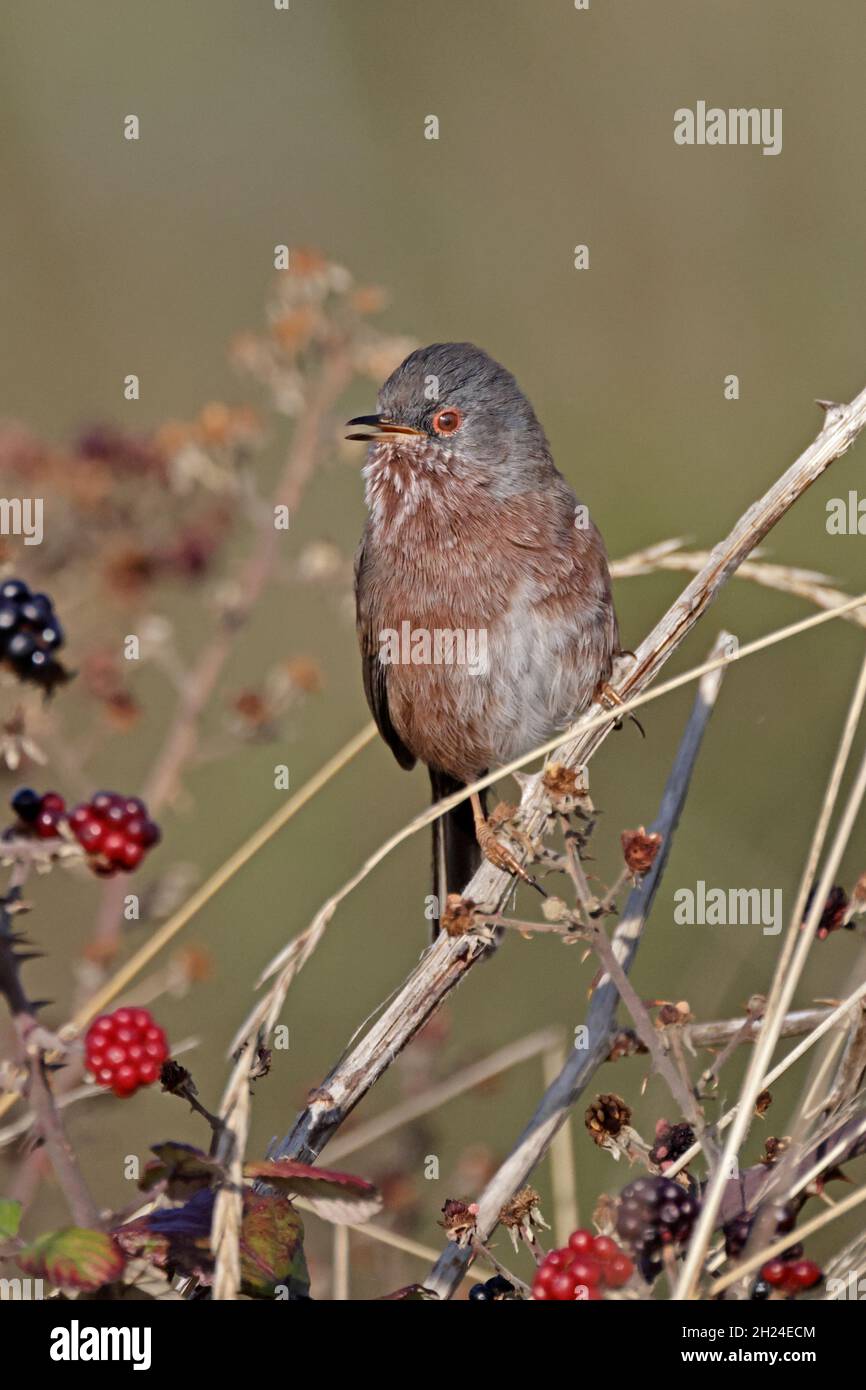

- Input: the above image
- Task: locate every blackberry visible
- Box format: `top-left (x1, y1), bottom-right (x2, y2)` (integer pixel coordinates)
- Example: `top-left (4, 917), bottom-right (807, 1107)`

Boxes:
top-left (723, 1201), bottom-right (797, 1260)
top-left (650, 1121), bottom-right (696, 1169)
top-left (468, 1283), bottom-right (491, 1301)
top-left (615, 1176), bottom-right (699, 1278)
top-left (0, 579), bottom-right (69, 692)
top-left (11, 787), bottom-right (42, 824)
top-left (485, 1275), bottom-right (515, 1298)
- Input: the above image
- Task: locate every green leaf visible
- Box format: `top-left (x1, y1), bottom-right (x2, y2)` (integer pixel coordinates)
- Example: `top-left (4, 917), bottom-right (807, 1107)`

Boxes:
top-left (240, 1194), bottom-right (309, 1299)
top-left (114, 1188), bottom-right (310, 1299)
top-left (0, 1199), bottom-right (22, 1241)
top-left (244, 1159), bottom-right (382, 1224)
top-left (18, 1228), bottom-right (125, 1292)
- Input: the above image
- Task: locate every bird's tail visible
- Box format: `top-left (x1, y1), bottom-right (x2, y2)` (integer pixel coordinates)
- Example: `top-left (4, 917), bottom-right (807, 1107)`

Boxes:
top-left (429, 767), bottom-right (485, 939)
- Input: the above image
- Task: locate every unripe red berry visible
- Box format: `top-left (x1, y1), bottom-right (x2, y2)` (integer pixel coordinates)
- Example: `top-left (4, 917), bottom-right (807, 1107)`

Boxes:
top-left (604, 1252), bottom-right (634, 1287)
top-left (568, 1228), bottom-right (596, 1255)
top-left (760, 1258), bottom-right (789, 1287)
top-left (35, 810), bottom-right (60, 838)
top-left (788, 1259), bottom-right (821, 1290)
top-left (84, 1007), bottom-right (168, 1098)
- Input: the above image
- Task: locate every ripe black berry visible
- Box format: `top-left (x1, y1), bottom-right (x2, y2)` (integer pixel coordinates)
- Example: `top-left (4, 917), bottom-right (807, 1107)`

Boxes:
top-left (468, 1283), bottom-right (491, 1301)
top-left (615, 1175), bottom-right (700, 1278)
top-left (11, 787), bottom-right (42, 824)
top-left (0, 580), bottom-right (69, 692)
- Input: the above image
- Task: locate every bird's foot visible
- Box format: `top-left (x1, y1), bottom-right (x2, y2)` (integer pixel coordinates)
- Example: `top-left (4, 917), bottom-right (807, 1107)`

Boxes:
top-left (470, 793), bottom-right (547, 896)
top-left (595, 680), bottom-right (645, 739)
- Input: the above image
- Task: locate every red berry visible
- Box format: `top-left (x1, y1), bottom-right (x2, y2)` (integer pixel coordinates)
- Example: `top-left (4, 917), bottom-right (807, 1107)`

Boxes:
top-left (604, 1252), bottom-right (634, 1287)
top-left (91, 792), bottom-right (115, 813)
top-left (35, 810), bottom-right (60, 838)
top-left (123, 816), bottom-right (148, 844)
top-left (788, 1259), bottom-right (821, 1290)
top-left (118, 840), bottom-right (143, 871)
top-left (112, 1064), bottom-right (140, 1098)
top-left (592, 1235), bottom-right (619, 1264)
top-left (567, 1228), bottom-right (596, 1255)
top-left (101, 830), bottom-right (127, 862)
top-left (569, 1256), bottom-right (602, 1288)
top-left (550, 1270), bottom-right (578, 1300)
top-left (543, 1247), bottom-right (573, 1271)
top-left (70, 804), bottom-right (91, 828)
top-left (84, 1007), bottom-right (168, 1098)
top-left (76, 819), bottom-right (106, 852)
top-left (535, 1262), bottom-right (560, 1290)
top-left (760, 1258), bottom-right (789, 1287)
top-left (531, 1281), bottom-right (550, 1300)
top-left (41, 792), bottom-right (65, 814)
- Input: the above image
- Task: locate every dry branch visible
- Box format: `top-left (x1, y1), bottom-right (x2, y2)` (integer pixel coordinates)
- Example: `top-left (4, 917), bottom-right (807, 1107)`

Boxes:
top-left (424, 640), bottom-right (728, 1297)
top-left (270, 384), bottom-right (866, 1185)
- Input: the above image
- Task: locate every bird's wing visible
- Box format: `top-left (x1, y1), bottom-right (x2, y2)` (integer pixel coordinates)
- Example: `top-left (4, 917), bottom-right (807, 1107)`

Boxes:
top-left (354, 534), bottom-right (416, 771)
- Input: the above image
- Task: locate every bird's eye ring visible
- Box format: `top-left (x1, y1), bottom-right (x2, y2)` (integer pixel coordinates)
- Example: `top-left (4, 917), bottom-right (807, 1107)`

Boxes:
top-left (432, 406), bottom-right (463, 436)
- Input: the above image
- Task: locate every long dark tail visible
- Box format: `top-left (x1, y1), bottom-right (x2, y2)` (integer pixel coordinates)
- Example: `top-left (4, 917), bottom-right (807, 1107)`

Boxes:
top-left (429, 767), bottom-right (485, 938)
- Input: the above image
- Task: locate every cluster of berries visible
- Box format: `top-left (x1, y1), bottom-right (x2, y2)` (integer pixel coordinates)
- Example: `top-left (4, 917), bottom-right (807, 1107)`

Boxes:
top-left (615, 1175), bottom-right (700, 1281)
top-left (532, 1229), bottom-right (634, 1301)
top-left (85, 1007), bottom-right (169, 1098)
top-left (11, 787), bottom-right (161, 875)
top-left (755, 1257), bottom-right (822, 1297)
top-left (0, 579), bottom-right (67, 691)
top-left (467, 1275), bottom-right (516, 1301)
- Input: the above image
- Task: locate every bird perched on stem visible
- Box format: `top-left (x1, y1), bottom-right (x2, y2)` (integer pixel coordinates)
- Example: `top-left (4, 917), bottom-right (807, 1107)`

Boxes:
top-left (350, 343), bottom-right (621, 934)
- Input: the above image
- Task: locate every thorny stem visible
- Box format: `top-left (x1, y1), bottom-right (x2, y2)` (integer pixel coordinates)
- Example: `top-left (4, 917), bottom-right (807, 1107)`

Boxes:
top-left (0, 879), bottom-right (99, 1229)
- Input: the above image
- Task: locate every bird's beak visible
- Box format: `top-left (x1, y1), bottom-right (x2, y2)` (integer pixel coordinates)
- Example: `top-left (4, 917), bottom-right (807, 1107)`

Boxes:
top-left (345, 414), bottom-right (427, 443)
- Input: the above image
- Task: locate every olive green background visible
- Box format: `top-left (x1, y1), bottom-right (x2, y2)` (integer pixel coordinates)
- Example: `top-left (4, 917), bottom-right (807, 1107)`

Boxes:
top-left (1, 0), bottom-right (864, 1295)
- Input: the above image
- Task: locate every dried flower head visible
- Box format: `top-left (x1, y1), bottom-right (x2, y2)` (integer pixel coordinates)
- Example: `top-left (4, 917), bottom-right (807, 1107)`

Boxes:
top-left (655, 1000), bottom-right (692, 1027)
top-left (498, 1186), bottom-right (550, 1252)
top-left (606, 1028), bottom-right (649, 1062)
top-left (542, 761), bottom-right (591, 814)
top-left (585, 1093), bottom-right (632, 1146)
top-left (805, 885), bottom-right (850, 939)
top-left (440, 894), bottom-right (477, 937)
top-left (761, 1135), bottom-right (790, 1165)
top-left (621, 827), bottom-right (663, 876)
top-left (754, 1089), bottom-right (774, 1118)
top-left (439, 1199), bottom-right (478, 1247)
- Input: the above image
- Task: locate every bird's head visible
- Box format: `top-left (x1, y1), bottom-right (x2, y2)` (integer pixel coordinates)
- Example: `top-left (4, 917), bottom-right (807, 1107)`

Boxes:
top-left (346, 343), bottom-right (552, 496)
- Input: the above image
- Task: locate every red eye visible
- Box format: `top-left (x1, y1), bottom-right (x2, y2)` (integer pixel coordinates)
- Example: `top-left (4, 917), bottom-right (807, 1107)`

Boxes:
top-left (432, 406), bottom-right (463, 436)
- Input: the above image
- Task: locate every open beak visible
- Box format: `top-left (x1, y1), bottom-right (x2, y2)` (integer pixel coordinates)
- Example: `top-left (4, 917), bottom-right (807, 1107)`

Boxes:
top-left (345, 414), bottom-right (427, 443)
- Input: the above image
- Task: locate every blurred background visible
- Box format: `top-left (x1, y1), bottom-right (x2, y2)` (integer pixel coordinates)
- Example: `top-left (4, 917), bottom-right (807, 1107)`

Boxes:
top-left (0, 0), bottom-right (864, 1297)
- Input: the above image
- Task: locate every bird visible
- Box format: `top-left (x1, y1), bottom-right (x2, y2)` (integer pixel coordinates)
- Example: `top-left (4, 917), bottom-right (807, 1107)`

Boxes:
top-left (349, 343), bottom-right (620, 934)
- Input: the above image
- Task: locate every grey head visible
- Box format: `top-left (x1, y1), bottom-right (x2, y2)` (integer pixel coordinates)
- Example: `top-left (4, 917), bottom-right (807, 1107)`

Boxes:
top-left (346, 342), bottom-right (555, 495)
